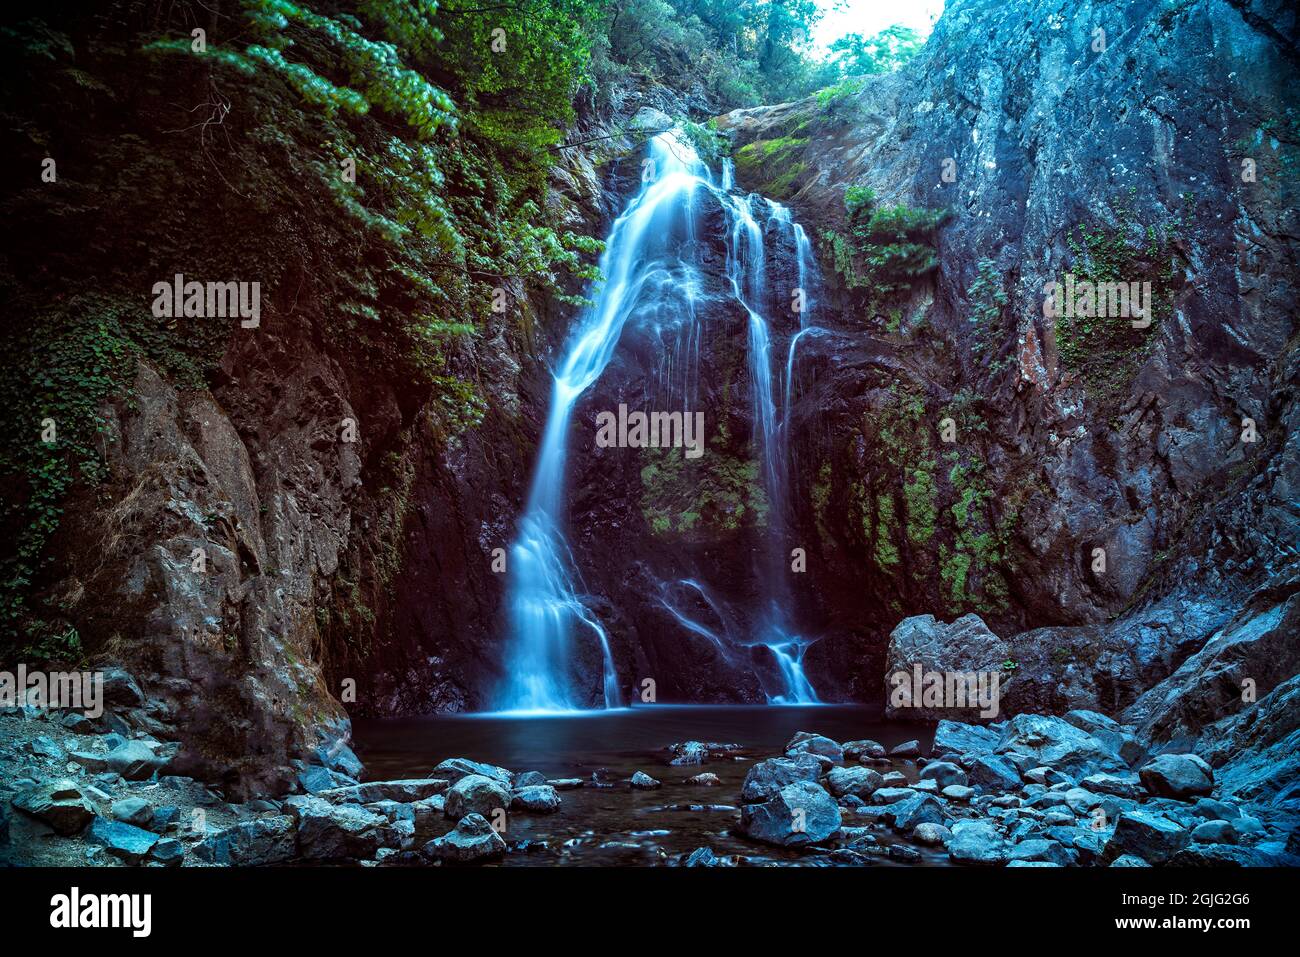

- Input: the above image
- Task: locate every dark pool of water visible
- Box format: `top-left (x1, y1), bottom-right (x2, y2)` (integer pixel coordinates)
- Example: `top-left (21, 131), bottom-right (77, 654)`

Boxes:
top-left (353, 704), bottom-right (940, 866)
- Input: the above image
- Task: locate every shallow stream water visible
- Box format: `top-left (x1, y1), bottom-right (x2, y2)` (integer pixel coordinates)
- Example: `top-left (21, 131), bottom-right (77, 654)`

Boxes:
top-left (354, 704), bottom-right (942, 866)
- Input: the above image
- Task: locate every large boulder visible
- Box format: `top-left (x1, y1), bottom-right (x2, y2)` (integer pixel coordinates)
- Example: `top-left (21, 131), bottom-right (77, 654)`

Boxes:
top-left (948, 820), bottom-right (1009, 866)
top-left (291, 796), bottom-right (393, 861)
top-left (88, 817), bottom-right (159, 865)
top-left (885, 614), bottom-right (1008, 721)
top-left (1195, 672), bottom-right (1300, 805)
top-left (98, 740), bottom-right (169, 781)
top-left (424, 813), bottom-right (506, 863)
top-left (444, 774), bottom-right (510, 820)
top-left (785, 732), bottom-right (844, 764)
top-left (194, 816), bottom-right (297, 865)
top-left (318, 779), bottom-right (448, 805)
top-left (1124, 594), bottom-right (1300, 745)
top-left (966, 754), bottom-right (1022, 791)
top-left (1138, 754), bottom-right (1214, 799)
top-left (510, 785), bottom-right (561, 814)
top-left (12, 780), bottom-right (94, 836)
top-left (995, 714), bottom-right (1125, 779)
top-left (1102, 811), bottom-right (1190, 865)
top-left (933, 720), bottom-right (1000, 756)
top-left (739, 781), bottom-right (841, 847)
top-left (740, 754), bottom-right (822, 803)
top-left (824, 765), bottom-right (883, 800)
top-left (432, 758), bottom-right (513, 787)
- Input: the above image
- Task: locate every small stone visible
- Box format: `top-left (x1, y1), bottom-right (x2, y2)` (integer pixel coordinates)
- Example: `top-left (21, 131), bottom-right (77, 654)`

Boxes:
top-left (684, 772), bottom-right (721, 787)
top-left (942, 785), bottom-right (975, 802)
top-left (890, 740), bottom-right (921, 758)
top-left (149, 838), bottom-right (185, 866)
top-left (1190, 819), bottom-right (1238, 845)
top-left (914, 822), bottom-right (952, 846)
top-left (110, 797), bottom-right (154, 828)
top-left (629, 771), bottom-right (661, 790)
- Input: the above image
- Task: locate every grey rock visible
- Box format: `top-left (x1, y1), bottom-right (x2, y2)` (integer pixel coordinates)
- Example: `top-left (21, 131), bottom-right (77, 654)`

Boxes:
top-left (12, 780), bottom-right (93, 835)
top-left (890, 740), bottom-right (921, 758)
top-left (629, 771), bottom-right (661, 790)
top-left (432, 758), bottom-right (513, 787)
top-left (444, 775), bottom-right (510, 820)
top-left (948, 820), bottom-right (1009, 866)
top-left (88, 817), bottom-right (159, 864)
top-left (1103, 811), bottom-right (1189, 865)
top-left (843, 739), bottom-right (886, 761)
top-left (684, 772), bottom-right (721, 786)
top-left (149, 837), bottom-right (185, 866)
top-left (942, 785), bottom-right (975, 802)
top-left (424, 813), bottom-right (506, 863)
top-left (785, 731), bottom-right (844, 763)
top-left (110, 797), bottom-right (154, 828)
top-left (739, 780), bottom-right (841, 847)
top-left (513, 771), bottom-right (547, 788)
top-left (295, 799), bottom-right (391, 861)
top-left (883, 793), bottom-right (945, 831)
top-left (318, 779), bottom-right (448, 805)
top-left (966, 754), bottom-right (1022, 790)
top-left (1190, 819), bottom-right (1239, 844)
top-left (914, 822), bottom-right (952, 846)
top-left (1138, 753), bottom-right (1214, 799)
top-left (194, 816), bottom-right (298, 865)
top-left (919, 761), bottom-right (967, 790)
top-left (824, 765), bottom-right (883, 799)
top-left (871, 787), bottom-right (916, 805)
top-left (933, 720), bottom-right (999, 756)
top-left (740, 754), bottom-right (822, 803)
top-left (1008, 839), bottom-right (1076, 866)
top-left (510, 785), bottom-right (561, 814)
top-left (1110, 854), bottom-right (1152, 866)
top-left (548, 779), bottom-right (583, 790)
top-left (1080, 773), bottom-right (1145, 799)
top-left (996, 714), bottom-right (1125, 779)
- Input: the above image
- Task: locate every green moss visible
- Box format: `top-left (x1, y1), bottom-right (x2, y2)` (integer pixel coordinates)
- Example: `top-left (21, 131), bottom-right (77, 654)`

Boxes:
top-left (639, 447), bottom-right (768, 538)
top-left (733, 135), bottom-right (809, 200)
top-left (1053, 188), bottom-right (1177, 401)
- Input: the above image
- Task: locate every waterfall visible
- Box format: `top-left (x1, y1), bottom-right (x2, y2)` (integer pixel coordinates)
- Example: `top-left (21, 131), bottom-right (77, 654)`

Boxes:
top-left (497, 130), bottom-right (823, 712)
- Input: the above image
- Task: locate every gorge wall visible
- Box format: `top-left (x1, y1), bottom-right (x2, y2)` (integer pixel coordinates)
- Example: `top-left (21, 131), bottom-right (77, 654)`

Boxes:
top-left (3, 0), bottom-right (1296, 798)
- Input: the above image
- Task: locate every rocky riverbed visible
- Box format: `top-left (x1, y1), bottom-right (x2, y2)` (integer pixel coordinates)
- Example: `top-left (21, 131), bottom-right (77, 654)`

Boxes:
top-left (4, 672), bottom-right (1296, 867)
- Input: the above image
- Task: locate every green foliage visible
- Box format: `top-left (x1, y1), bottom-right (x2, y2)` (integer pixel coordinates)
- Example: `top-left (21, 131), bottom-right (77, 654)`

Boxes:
top-left (824, 184), bottom-right (950, 308)
top-left (598, 0), bottom-right (838, 110)
top-left (1053, 190), bottom-right (1176, 400)
top-left (0, 2), bottom-right (605, 647)
top-left (678, 118), bottom-right (729, 167)
top-left (829, 24), bottom-right (924, 77)
top-left (967, 257), bottom-right (1008, 357)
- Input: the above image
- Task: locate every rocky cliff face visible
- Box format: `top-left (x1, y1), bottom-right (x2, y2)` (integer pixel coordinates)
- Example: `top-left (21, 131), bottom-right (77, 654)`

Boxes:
top-left (714, 0), bottom-right (1298, 719)
top-left (14, 0), bottom-right (1298, 800)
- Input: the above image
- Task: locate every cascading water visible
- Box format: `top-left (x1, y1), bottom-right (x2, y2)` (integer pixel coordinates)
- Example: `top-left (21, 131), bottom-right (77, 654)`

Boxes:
top-left (498, 130), bottom-right (823, 711)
